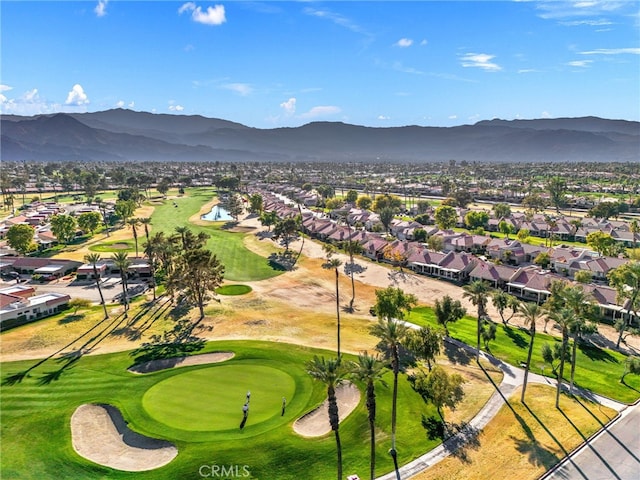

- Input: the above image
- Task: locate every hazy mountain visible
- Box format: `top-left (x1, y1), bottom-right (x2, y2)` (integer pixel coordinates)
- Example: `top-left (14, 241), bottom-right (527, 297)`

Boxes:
top-left (2, 109), bottom-right (638, 163)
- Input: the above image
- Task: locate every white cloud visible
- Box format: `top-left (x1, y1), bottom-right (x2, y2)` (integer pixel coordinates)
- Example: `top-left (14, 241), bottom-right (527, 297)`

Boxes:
top-left (0, 88), bottom-right (62, 115)
top-left (567, 59), bottom-right (593, 67)
top-left (65, 84), bottom-right (89, 106)
top-left (221, 83), bottom-right (253, 96)
top-left (560, 18), bottom-right (613, 26)
top-left (299, 105), bottom-right (341, 119)
top-left (518, 69), bottom-right (539, 73)
top-left (580, 47), bottom-right (640, 55)
top-left (460, 53), bottom-right (502, 71)
top-left (280, 97), bottom-right (296, 115)
top-left (115, 100), bottom-right (135, 109)
top-left (0, 84), bottom-right (13, 93)
top-left (95, 0), bottom-right (108, 17)
top-left (169, 104), bottom-right (185, 111)
top-left (394, 38), bottom-right (413, 48)
top-left (536, 1), bottom-right (628, 20)
top-left (377, 115), bottom-right (390, 120)
top-left (448, 115), bottom-right (458, 120)
top-left (541, 111), bottom-right (552, 118)
top-left (179, 2), bottom-right (226, 26)
top-left (303, 7), bottom-right (371, 38)
top-left (116, 100), bottom-right (125, 108)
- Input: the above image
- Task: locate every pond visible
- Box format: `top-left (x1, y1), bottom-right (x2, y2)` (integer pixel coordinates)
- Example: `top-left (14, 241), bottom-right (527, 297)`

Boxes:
top-left (201, 204), bottom-right (234, 221)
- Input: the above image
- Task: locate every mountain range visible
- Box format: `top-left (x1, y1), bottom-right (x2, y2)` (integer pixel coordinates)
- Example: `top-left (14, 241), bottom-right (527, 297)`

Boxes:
top-left (2, 109), bottom-right (638, 163)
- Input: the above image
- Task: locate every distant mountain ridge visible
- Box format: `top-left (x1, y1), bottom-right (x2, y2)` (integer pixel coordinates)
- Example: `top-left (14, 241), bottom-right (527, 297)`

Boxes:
top-left (2, 109), bottom-right (638, 163)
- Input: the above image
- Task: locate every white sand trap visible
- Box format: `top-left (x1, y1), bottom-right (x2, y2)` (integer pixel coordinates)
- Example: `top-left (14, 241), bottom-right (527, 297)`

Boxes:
top-left (71, 404), bottom-right (177, 472)
top-left (128, 351), bottom-right (235, 374)
top-left (293, 382), bottom-right (361, 437)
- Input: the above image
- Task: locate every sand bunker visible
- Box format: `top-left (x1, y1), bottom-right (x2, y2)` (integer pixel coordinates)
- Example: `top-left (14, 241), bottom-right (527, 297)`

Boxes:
top-left (293, 382), bottom-right (361, 437)
top-left (128, 351), bottom-right (235, 374)
top-left (71, 404), bottom-right (177, 472)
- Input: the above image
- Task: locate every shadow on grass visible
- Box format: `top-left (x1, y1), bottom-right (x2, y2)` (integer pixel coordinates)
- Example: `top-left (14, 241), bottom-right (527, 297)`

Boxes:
top-left (58, 314), bottom-right (86, 325)
top-left (421, 414), bottom-right (481, 463)
top-left (503, 325), bottom-right (529, 349)
top-left (129, 318), bottom-right (207, 365)
top-left (268, 252), bottom-right (297, 271)
top-left (578, 342), bottom-right (619, 364)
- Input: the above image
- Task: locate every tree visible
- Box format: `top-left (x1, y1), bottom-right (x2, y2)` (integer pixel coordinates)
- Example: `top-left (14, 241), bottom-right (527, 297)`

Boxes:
top-left (114, 199), bottom-right (136, 225)
top-left (499, 220), bottom-right (514, 239)
top-left (541, 342), bottom-right (569, 377)
top-left (226, 194), bottom-right (244, 221)
top-left (517, 228), bottom-right (530, 243)
top-left (493, 202), bottom-right (511, 219)
top-left (356, 195), bottom-right (373, 211)
top-left (174, 248), bottom-right (225, 319)
top-left (620, 356), bottom-right (640, 384)
top-left (574, 270), bottom-right (592, 284)
top-left (50, 214), bottom-right (77, 244)
top-left (373, 194), bottom-right (403, 213)
top-left (588, 201), bottom-right (620, 220)
top-left (481, 320), bottom-right (497, 350)
top-left (491, 290), bottom-right (519, 325)
top-left (306, 356), bottom-right (347, 480)
top-left (111, 252), bottom-right (131, 315)
top-left (322, 245), bottom-right (344, 358)
top-left (342, 239), bottom-right (364, 312)
top-left (127, 218), bottom-right (140, 258)
top-left (546, 176), bottom-right (567, 213)
top-left (68, 298), bottom-right (92, 315)
top-left (248, 193), bottom-right (263, 214)
top-left (416, 200), bottom-right (431, 215)
top-left (316, 184), bottom-right (335, 199)
top-left (548, 307), bottom-right (576, 408)
top-left (522, 193), bottom-right (547, 213)
top-left (464, 211), bottom-right (489, 230)
top-left (139, 217), bottom-right (152, 245)
top-left (6, 224), bottom-right (36, 255)
top-left (350, 352), bottom-right (387, 480)
top-left (84, 253), bottom-right (108, 319)
top-left (325, 198), bottom-right (345, 210)
top-left (273, 217), bottom-right (298, 252)
top-left (434, 205), bottom-right (457, 230)
top-left (379, 207), bottom-right (395, 234)
top-left (259, 210), bottom-right (279, 231)
top-left (533, 252), bottom-right (551, 269)
top-left (427, 235), bottom-right (444, 252)
top-left (462, 280), bottom-right (492, 360)
top-left (433, 295), bottom-right (466, 336)
top-left (156, 179), bottom-right (170, 197)
top-left (587, 231), bottom-right (619, 257)
top-left (77, 211), bottom-right (102, 236)
top-left (345, 189), bottom-right (358, 203)
top-left (452, 189), bottom-right (473, 208)
top-left (518, 302), bottom-right (545, 403)
top-left (413, 228), bottom-right (427, 243)
top-left (406, 326), bottom-right (444, 372)
top-left (411, 365), bottom-right (466, 421)
top-left (607, 262), bottom-right (640, 348)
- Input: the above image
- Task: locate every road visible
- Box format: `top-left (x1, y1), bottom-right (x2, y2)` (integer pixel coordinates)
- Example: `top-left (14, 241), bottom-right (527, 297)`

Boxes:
top-left (545, 402), bottom-right (640, 480)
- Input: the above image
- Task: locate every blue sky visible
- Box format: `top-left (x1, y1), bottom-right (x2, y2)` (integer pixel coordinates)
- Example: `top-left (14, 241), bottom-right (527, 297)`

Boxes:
top-left (1, 1), bottom-right (639, 127)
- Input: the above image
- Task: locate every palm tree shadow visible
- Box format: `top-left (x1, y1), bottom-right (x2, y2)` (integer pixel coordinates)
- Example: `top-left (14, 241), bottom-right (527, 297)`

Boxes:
top-left (421, 414), bottom-right (481, 463)
top-left (443, 340), bottom-right (472, 366)
top-left (37, 356), bottom-right (81, 385)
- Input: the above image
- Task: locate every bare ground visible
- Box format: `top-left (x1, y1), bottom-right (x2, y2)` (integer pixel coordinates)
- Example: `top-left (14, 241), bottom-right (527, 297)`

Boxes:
top-left (128, 351), bottom-right (235, 373)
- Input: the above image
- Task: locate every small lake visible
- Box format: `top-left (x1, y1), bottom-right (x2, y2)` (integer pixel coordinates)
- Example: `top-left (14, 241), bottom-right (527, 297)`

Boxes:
top-left (201, 204), bottom-right (234, 221)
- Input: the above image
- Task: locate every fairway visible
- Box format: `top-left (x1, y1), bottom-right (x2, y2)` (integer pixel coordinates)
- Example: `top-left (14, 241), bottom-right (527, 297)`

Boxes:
top-left (142, 364), bottom-right (296, 432)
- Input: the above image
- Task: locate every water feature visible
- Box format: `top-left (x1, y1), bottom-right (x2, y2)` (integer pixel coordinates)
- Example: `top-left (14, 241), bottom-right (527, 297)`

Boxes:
top-left (201, 204), bottom-right (234, 221)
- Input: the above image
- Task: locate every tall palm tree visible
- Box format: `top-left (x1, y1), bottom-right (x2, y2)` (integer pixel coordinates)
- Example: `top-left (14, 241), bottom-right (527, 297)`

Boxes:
top-left (549, 307), bottom-right (576, 408)
top-left (370, 317), bottom-right (409, 480)
top-left (322, 245), bottom-right (344, 358)
top-left (350, 352), bottom-right (387, 480)
top-left (111, 251), bottom-right (131, 315)
top-left (127, 218), bottom-right (140, 257)
top-left (462, 280), bottom-right (491, 360)
top-left (84, 253), bottom-right (108, 319)
top-left (306, 356), bottom-right (347, 480)
top-left (562, 286), bottom-right (596, 393)
top-left (518, 302), bottom-right (545, 403)
top-left (139, 217), bottom-right (152, 245)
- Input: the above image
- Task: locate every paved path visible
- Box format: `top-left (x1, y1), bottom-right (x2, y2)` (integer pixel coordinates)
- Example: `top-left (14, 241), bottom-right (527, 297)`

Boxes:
top-left (543, 402), bottom-right (640, 480)
top-left (375, 323), bottom-right (630, 480)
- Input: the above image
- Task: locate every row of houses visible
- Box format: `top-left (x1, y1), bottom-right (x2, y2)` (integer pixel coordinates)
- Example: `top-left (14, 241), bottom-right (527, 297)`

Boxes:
top-left (257, 189), bottom-right (637, 324)
top-left (0, 284), bottom-right (70, 330)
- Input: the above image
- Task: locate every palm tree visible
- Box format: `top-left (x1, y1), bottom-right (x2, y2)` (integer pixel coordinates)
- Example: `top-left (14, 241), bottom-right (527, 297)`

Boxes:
top-left (111, 251), bottom-right (131, 315)
top-left (306, 356), bottom-right (347, 480)
top-left (84, 253), bottom-right (108, 319)
top-left (342, 239), bottom-right (363, 312)
top-left (549, 307), bottom-right (576, 408)
top-left (322, 245), bottom-right (344, 358)
top-left (518, 302), bottom-right (545, 403)
top-left (462, 280), bottom-right (491, 360)
top-left (562, 286), bottom-right (596, 393)
top-left (127, 218), bottom-right (140, 257)
top-left (370, 316), bottom-right (409, 480)
top-left (350, 352), bottom-right (387, 480)
top-left (139, 217), bottom-right (152, 245)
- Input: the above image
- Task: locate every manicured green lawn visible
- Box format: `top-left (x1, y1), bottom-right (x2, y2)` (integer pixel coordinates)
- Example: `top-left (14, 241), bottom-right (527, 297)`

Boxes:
top-left (88, 239), bottom-right (135, 253)
top-left (0, 340), bottom-right (439, 480)
top-left (216, 284), bottom-right (253, 295)
top-left (407, 306), bottom-right (640, 404)
top-left (143, 364), bottom-right (296, 433)
top-left (150, 188), bottom-right (281, 282)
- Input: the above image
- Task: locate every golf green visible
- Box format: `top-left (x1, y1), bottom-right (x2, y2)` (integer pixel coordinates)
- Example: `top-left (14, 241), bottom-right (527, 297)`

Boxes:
top-left (142, 364), bottom-right (296, 432)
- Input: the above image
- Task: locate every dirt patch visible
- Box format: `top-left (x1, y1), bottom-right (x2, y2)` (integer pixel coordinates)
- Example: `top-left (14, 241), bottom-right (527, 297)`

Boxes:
top-left (293, 382), bottom-right (361, 437)
top-left (128, 351), bottom-right (235, 374)
top-left (109, 243), bottom-right (130, 250)
top-left (70, 404), bottom-right (177, 471)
